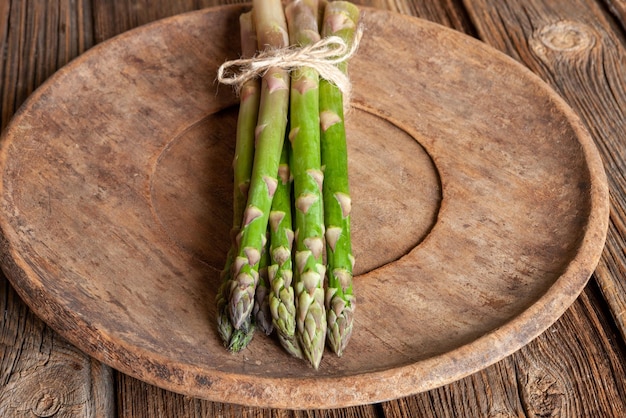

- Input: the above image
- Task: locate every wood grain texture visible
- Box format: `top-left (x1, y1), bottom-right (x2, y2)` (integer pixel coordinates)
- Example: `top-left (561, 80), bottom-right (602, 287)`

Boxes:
top-left (92, 0), bottom-right (225, 44)
top-left (0, 0), bottom-right (94, 131)
top-left (354, 0), bottom-right (475, 34)
top-left (0, 278), bottom-right (115, 417)
top-left (603, 0), bottom-right (626, 28)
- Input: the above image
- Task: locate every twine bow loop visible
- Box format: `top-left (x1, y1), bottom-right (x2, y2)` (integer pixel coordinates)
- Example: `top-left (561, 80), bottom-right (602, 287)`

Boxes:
top-left (217, 26), bottom-right (363, 103)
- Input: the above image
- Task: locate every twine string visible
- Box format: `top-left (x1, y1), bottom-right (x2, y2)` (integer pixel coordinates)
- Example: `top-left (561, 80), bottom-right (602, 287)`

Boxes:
top-left (217, 26), bottom-right (363, 103)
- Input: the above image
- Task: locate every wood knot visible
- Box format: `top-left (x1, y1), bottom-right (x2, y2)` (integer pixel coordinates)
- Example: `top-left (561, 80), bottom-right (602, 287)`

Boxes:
top-left (520, 370), bottom-right (565, 416)
top-left (32, 391), bottom-right (61, 417)
top-left (532, 21), bottom-right (596, 55)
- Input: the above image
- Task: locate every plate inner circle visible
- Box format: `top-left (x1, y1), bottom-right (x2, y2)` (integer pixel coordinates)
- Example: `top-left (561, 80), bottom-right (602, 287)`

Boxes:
top-left (150, 106), bottom-right (442, 275)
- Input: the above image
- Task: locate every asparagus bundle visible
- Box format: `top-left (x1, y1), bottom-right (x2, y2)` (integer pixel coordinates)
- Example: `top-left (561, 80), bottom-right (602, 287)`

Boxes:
top-left (319, 1), bottom-right (359, 356)
top-left (216, 0), bottom-right (360, 368)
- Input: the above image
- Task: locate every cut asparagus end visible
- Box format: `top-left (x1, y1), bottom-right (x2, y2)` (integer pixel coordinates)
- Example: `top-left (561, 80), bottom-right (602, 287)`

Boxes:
top-left (227, 320), bottom-right (256, 353)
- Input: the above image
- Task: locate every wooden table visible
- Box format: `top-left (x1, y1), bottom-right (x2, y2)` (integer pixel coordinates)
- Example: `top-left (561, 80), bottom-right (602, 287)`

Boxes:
top-left (1, 0), bottom-right (625, 416)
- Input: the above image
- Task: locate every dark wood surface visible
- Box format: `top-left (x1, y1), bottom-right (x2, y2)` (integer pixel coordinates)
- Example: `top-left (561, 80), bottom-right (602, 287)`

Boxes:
top-left (1, 0), bottom-right (625, 416)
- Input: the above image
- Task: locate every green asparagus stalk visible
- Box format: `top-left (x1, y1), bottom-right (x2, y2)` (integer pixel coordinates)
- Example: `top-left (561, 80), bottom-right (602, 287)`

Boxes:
top-left (319, 1), bottom-right (359, 356)
top-left (253, 235), bottom-right (273, 335)
top-left (216, 11), bottom-right (260, 352)
top-left (286, 0), bottom-right (327, 369)
top-left (228, 0), bottom-right (291, 330)
top-left (268, 139), bottom-right (302, 358)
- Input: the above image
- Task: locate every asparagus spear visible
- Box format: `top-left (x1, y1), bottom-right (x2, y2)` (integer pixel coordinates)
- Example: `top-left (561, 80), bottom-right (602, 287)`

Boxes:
top-left (217, 258), bottom-right (256, 351)
top-left (228, 0), bottom-right (291, 330)
top-left (268, 139), bottom-right (303, 357)
top-left (286, 0), bottom-right (327, 369)
top-left (319, 1), bottom-right (359, 356)
top-left (216, 11), bottom-right (260, 352)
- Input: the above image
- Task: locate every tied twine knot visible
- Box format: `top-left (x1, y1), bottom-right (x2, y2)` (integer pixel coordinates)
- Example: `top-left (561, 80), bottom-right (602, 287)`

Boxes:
top-left (217, 26), bottom-right (363, 106)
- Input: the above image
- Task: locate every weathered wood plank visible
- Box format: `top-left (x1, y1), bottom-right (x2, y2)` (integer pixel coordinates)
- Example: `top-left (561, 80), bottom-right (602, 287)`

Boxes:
top-left (354, 0), bottom-right (474, 34)
top-left (0, 0), bottom-right (27, 131)
top-left (381, 285), bottom-right (626, 417)
top-left (463, 0), bottom-right (626, 356)
top-left (512, 285), bottom-right (626, 417)
top-left (92, 0), bottom-right (248, 44)
top-left (381, 359), bottom-right (522, 417)
top-left (0, 1), bottom-right (10, 128)
top-left (602, 0), bottom-right (626, 29)
top-left (0, 0), bottom-right (94, 130)
top-left (0, 276), bottom-right (115, 416)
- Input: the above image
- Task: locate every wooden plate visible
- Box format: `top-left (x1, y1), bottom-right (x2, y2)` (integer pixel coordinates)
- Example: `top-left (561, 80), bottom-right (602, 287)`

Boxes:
top-left (0, 5), bottom-right (609, 409)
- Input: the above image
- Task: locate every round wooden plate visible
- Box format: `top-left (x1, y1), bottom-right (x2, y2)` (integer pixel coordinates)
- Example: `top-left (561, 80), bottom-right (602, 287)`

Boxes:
top-left (0, 5), bottom-right (609, 409)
